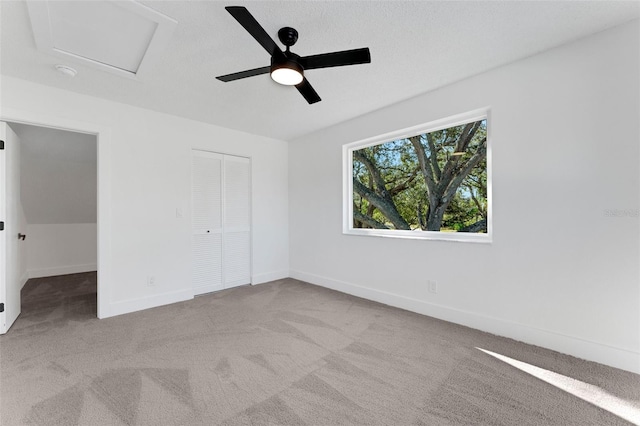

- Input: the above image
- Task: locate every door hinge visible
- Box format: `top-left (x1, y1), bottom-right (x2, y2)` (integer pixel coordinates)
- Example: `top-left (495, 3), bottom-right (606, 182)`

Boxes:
top-left (0, 303), bottom-right (4, 313)
top-left (0, 221), bottom-right (4, 231)
top-left (0, 140), bottom-right (4, 150)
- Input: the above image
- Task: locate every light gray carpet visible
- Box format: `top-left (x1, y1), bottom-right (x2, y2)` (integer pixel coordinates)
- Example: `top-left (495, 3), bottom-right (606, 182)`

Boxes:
top-left (0, 273), bottom-right (638, 425)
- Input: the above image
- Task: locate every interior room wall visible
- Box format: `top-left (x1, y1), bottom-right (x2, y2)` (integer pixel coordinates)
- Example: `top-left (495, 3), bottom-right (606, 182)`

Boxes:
top-left (1, 76), bottom-right (290, 318)
top-left (14, 124), bottom-right (98, 279)
top-left (26, 224), bottom-right (97, 278)
top-left (289, 20), bottom-right (640, 373)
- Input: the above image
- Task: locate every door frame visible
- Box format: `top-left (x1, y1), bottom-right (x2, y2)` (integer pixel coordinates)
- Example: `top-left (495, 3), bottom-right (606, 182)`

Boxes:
top-left (0, 107), bottom-right (112, 318)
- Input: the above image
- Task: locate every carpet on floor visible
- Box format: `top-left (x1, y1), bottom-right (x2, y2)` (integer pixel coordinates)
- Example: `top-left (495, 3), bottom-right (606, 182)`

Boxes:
top-left (1, 272), bottom-right (638, 425)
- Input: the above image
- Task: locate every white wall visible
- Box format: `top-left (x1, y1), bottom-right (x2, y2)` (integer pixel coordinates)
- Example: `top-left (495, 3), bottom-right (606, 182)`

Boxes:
top-left (16, 124), bottom-right (97, 224)
top-left (289, 21), bottom-right (640, 373)
top-left (1, 76), bottom-right (290, 318)
top-left (26, 223), bottom-right (97, 278)
top-left (13, 123), bottom-right (98, 279)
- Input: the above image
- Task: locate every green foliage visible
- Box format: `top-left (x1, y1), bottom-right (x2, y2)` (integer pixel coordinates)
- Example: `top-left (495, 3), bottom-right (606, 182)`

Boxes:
top-left (353, 119), bottom-right (487, 232)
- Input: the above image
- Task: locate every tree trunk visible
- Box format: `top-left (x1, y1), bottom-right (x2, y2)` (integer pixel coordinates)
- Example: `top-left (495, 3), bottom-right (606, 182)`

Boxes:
top-left (461, 219), bottom-right (487, 233)
top-left (426, 204), bottom-right (447, 231)
top-left (353, 150), bottom-right (411, 230)
top-left (411, 129), bottom-right (486, 231)
top-left (353, 210), bottom-right (389, 229)
top-left (353, 179), bottom-right (411, 230)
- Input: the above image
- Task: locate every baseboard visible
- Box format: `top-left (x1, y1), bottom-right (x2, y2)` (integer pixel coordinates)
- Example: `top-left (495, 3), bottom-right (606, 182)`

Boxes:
top-left (290, 270), bottom-right (640, 374)
top-left (102, 289), bottom-right (193, 319)
top-left (252, 270), bottom-right (289, 285)
top-left (28, 264), bottom-right (97, 279)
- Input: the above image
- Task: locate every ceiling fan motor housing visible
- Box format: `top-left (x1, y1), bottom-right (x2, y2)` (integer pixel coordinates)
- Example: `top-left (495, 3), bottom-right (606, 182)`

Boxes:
top-left (278, 27), bottom-right (298, 47)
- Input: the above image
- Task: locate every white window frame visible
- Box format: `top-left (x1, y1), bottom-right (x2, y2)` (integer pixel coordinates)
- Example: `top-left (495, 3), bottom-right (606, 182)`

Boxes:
top-left (343, 108), bottom-right (492, 243)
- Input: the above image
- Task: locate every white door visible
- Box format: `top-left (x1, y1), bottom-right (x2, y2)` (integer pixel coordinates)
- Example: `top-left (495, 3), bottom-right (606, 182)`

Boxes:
top-left (191, 151), bottom-right (251, 295)
top-left (0, 122), bottom-right (22, 333)
top-left (192, 151), bottom-right (224, 295)
top-left (223, 155), bottom-right (251, 288)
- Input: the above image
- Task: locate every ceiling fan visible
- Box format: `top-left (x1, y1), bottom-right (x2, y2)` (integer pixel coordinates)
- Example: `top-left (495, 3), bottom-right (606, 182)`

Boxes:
top-left (216, 6), bottom-right (371, 104)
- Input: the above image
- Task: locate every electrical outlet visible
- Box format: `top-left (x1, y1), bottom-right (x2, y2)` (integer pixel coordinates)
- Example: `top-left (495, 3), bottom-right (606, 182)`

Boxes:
top-left (147, 276), bottom-right (156, 287)
top-left (427, 280), bottom-right (438, 294)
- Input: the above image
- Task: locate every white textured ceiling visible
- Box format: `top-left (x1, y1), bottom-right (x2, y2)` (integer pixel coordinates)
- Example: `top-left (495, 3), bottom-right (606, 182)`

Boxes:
top-left (2, 1), bottom-right (639, 141)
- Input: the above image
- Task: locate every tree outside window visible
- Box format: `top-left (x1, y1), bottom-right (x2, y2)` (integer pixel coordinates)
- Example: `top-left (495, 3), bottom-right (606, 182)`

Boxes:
top-left (347, 114), bottom-right (490, 241)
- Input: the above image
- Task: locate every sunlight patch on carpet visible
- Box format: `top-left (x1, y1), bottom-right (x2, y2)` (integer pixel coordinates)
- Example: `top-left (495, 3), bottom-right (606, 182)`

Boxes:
top-left (477, 348), bottom-right (640, 425)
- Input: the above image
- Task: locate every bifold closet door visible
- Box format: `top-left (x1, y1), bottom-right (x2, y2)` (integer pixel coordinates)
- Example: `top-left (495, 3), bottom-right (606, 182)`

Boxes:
top-left (223, 155), bottom-right (251, 288)
top-left (192, 151), bottom-right (223, 295)
top-left (192, 150), bottom-right (251, 295)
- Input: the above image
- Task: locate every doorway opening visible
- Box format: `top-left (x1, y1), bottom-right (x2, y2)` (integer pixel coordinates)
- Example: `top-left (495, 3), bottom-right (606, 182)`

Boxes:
top-left (16, 123), bottom-right (97, 326)
top-left (3, 120), bottom-right (100, 332)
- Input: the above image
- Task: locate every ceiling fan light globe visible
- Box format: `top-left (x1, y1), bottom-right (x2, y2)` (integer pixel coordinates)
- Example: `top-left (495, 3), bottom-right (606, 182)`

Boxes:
top-left (271, 67), bottom-right (303, 86)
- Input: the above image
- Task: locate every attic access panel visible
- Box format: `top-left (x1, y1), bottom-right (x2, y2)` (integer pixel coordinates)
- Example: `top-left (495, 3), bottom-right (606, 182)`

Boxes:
top-left (26, 0), bottom-right (177, 79)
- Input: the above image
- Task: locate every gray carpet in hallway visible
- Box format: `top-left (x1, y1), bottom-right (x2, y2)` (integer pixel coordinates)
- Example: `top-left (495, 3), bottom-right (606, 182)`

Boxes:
top-left (1, 273), bottom-right (638, 425)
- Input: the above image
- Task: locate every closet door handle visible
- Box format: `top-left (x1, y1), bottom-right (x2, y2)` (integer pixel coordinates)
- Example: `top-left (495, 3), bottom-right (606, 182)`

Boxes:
top-left (18, 233), bottom-right (26, 241)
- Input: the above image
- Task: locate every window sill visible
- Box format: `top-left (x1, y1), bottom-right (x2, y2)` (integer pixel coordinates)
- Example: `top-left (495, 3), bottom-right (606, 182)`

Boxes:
top-left (344, 228), bottom-right (492, 243)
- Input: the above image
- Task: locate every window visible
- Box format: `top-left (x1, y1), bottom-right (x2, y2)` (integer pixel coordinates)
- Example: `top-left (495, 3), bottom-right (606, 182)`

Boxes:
top-left (343, 109), bottom-right (491, 242)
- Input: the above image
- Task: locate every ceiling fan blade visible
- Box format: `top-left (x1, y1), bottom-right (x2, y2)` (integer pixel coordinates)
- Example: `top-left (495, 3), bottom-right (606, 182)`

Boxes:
top-left (216, 66), bottom-right (270, 82)
top-left (225, 6), bottom-right (286, 61)
top-left (296, 78), bottom-right (321, 104)
top-left (299, 48), bottom-right (371, 70)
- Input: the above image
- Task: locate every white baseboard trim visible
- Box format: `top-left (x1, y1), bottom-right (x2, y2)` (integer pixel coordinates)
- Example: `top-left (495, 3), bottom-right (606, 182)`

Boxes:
top-left (252, 270), bottom-right (289, 285)
top-left (103, 289), bottom-right (193, 319)
top-left (290, 270), bottom-right (640, 374)
top-left (28, 264), bottom-right (97, 279)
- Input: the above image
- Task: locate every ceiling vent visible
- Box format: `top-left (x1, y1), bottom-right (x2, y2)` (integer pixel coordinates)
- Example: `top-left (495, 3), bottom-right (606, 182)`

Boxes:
top-left (26, 0), bottom-right (177, 79)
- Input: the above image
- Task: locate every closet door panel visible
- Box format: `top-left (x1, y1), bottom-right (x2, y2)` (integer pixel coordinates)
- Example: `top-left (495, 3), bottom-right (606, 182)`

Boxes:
top-left (192, 153), bottom-right (222, 231)
top-left (192, 233), bottom-right (222, 294)
top-left (191, 151), bottom-right (223, 294)
top-left (192, 151), bottom-right (251, 294)
top-left (224, 156), bottom-right (251, 231)
top-left (223, 155), bottom-right (251, 288)
top-left (223, 231), bottom-right (250, 287)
